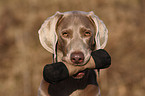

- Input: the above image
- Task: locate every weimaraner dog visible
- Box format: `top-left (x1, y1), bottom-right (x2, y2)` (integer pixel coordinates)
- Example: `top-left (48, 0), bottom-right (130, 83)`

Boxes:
top-left (38, 11), bottom-right (108, 96)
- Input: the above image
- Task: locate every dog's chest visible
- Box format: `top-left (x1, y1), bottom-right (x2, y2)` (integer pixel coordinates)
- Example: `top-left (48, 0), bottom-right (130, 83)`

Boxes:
top-left (70, 85), bottom-right (98, 96)
top-left (48, 70), bottom-right (98, 96)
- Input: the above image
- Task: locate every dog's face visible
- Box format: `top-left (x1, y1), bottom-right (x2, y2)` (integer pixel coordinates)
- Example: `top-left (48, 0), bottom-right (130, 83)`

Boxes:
top-left (39, 11), bottom-right (108, 79)
top-left (56, 13), bottom-right (96, 66)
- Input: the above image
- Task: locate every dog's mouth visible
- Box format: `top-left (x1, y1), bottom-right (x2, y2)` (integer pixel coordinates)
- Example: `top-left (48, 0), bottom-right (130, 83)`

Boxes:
top-left (72, 70), bottom-right (88, 79)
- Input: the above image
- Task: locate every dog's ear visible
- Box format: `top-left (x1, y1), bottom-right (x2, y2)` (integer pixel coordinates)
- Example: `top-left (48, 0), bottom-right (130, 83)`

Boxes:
top-left (88, 11), bottom-right (108, 50)
top-left (38, 12), bottom-right (63, 54)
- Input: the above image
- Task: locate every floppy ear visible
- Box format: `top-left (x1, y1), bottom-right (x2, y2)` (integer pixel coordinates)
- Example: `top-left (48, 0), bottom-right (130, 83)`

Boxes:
top-left (38, 12), bottom-right (63, 54)
top-left (88, 11), bottom-right (108, 50)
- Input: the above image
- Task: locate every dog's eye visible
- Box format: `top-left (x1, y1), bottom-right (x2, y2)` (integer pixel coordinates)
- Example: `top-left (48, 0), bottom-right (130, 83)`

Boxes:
top-left (84, 31), bottom-right (91, 37)
top-left (62, 32), bottom-right (69, 37)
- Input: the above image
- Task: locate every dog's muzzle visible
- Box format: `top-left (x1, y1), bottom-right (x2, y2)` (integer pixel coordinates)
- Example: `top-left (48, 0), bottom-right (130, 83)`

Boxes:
top-left (70, 51), bottom-right (85, 65)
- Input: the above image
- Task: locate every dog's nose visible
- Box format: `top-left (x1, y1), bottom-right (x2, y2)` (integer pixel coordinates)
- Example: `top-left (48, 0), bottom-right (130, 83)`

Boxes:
top-left (70, 52), bottom-right (84, 64)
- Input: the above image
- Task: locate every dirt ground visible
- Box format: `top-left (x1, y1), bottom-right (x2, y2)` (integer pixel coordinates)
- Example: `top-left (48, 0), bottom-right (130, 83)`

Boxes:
top-left (0, 0), bottom-right (145, 96)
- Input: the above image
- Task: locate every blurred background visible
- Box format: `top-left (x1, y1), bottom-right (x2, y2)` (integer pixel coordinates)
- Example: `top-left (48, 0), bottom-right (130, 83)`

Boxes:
top-left (0, 0), bottom-right (145, 96)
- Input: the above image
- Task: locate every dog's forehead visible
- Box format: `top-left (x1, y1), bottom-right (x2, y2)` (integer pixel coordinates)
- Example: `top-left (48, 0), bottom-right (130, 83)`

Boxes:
top-left (57, 12), bottom-right (94, 30)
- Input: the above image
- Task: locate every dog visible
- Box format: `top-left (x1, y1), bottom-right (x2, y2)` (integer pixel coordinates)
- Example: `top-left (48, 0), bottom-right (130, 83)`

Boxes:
top-left (38, 11), bottom-right (108, 96)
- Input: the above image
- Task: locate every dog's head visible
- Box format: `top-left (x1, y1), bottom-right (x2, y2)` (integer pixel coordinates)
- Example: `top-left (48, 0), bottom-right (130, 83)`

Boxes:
top-left (39, 11), bottom-right (108, 66)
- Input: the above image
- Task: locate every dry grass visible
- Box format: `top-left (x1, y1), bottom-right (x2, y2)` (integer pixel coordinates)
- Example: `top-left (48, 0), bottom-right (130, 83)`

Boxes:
top-left (0, 0), bottom-right (145, 96)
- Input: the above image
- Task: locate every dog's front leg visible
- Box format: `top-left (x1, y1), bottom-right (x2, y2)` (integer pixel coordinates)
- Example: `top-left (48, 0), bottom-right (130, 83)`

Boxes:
top-left (38, 79), bottom-right (50, 96)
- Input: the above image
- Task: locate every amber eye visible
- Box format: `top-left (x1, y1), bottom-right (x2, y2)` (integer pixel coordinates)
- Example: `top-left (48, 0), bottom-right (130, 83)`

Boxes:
top-left (84, 31), bottom-right (91, 37)
top-left (62, 32), bottom-right (69, 37)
